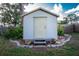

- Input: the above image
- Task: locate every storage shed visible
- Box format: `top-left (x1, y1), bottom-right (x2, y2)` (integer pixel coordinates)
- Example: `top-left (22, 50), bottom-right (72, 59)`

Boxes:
top-left (22, 8), bottom-right (59, 41)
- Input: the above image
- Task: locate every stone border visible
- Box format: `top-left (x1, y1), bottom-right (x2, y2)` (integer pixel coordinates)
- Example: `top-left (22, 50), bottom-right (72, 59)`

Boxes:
top-left (10, 34), bottom-right (71, 48)
top-left (47, 34), bottom-right (71, 48)
top-left (10, 40), bottom-right (33, 48)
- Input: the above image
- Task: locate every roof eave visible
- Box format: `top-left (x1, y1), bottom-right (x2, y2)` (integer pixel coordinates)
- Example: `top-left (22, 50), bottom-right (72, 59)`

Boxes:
top-left (22, 7), bottom-right (59, 17)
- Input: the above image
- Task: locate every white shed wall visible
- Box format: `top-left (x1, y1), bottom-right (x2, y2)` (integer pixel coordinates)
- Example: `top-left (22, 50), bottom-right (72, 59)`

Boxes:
top-left (23, 10), bottom-right (57, 40)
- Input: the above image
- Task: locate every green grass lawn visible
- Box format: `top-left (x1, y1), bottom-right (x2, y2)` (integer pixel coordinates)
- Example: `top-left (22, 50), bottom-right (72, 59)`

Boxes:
top-left (0, 33), bottom-right (79, 56)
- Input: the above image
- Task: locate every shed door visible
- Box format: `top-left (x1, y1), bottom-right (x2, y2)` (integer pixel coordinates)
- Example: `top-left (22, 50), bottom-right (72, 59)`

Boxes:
top-left (34, 17), bottom-right (47, 39)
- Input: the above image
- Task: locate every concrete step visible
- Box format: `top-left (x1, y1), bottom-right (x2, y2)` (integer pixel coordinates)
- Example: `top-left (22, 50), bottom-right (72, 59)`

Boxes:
top-left (34, 41), bottom-right (46, 44)
top-left (33, 40), bottom-right (47, 45)
top-left (33, 45), bottom-right (47, 47)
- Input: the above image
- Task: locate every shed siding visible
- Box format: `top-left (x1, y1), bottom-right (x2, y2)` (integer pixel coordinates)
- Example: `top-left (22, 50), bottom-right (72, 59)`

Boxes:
top-left (23, 10), bottom-right (57, 40)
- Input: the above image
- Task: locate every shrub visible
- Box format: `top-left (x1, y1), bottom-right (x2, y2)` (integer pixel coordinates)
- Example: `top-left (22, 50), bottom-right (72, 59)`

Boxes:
top-left (4, 27), bottom-right (23, 40)
top-left (58, 29), bottom-right (64, 36)
top-left (58, 24), bottom-right (64, 36)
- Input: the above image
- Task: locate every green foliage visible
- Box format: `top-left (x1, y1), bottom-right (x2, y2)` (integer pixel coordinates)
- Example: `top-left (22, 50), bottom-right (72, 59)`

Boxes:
top-left (68, 13), bottom-right (76, 20)
top-left (58, 24), bottom-right (64, 36)
top-left (60, 20), bottom-right (69, 24)
top-left (58, 29), bottom-right (64, 36)
top-left (67, 13), bottom-right (78, 24)
top-left (0, 3), bottom-right (22, 27)
top-left (4, 27), bottom-right (23, 40)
